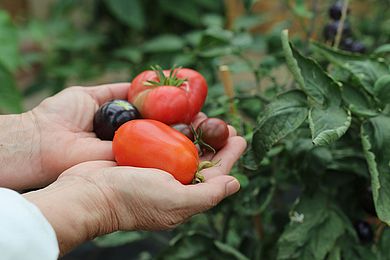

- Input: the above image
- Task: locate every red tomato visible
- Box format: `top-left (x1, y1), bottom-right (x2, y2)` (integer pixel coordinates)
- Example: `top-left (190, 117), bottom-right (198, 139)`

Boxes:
top-left (128, 67), bottom-right (208, 125)
top-left (113, 119), bottom-right (199, 184)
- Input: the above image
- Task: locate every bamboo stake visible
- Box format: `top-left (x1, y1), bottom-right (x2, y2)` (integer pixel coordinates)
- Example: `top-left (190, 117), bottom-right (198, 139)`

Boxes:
top-left (219, 65), bottom-right (237, 115)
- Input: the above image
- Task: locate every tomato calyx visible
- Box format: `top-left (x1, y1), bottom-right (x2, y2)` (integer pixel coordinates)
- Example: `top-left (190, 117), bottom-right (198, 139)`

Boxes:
top-left (191, 125), bottom-right (216, 155)
top-left (144, 65), bottom-right (187, 87)
top-left (192, 160), bottom-right (220, 184)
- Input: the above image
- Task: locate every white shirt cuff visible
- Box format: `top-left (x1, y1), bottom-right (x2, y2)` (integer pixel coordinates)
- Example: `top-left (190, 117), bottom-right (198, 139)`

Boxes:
top-left (0, 188), bottom-right (59, 260)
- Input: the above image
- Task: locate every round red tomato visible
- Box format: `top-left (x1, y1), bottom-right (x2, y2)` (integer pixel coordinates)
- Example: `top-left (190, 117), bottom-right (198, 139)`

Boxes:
top-left (113, 119), bottom-right (199, 184)
top-left (128, 67), bottom-right (208, 125)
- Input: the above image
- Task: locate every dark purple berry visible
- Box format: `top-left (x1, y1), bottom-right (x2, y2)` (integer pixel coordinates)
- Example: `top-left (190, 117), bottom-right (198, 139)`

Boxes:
top-left (93, 100), bottom-right (141, 140)
top-left (350, 41), bottom-right (366, 53)
top-left (329, 1), bottom-right (350, 20)
top-left (340, 37), bottom-right (354, 51)
top-left (323, 20), bottom-right (351, 42)
top-left (354, 220), bottom-right (373, 244)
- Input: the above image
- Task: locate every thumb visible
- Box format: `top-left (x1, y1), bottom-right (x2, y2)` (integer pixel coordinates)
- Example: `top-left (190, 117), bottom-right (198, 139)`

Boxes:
top-left (182, 175), bottom-right (240, 213)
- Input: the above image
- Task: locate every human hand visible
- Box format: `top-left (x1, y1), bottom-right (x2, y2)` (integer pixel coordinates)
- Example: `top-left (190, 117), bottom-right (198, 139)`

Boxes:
top-left (24, 128), bottom-right (246, 255)
top-left (8, 83), bottom-right (129, 189)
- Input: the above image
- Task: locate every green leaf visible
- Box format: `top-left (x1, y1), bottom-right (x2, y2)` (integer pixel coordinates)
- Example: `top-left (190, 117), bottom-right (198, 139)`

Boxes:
top-left (201, 14), bottom-right (224, 28)
top-left (374, 75), bottom-right (390, 105)
top-left (252, 90), bottom-right (308, 161)
top-left (282, 30), bottom-right (340, 106)
top-left (378, 228), bottom-right (390, 258)
top-left (341, 84), bottom-right (379, 117)
top-left (0, 64), bottom-right (22, 113)
top-left (277, 193), bottom-right (348, 260)
top-left (198, 28), bottom-right (234, 49)
top-left (104, 0), bottom-right (145, 30)
top-left (374, 44), bottom-right (390, 54)
top-left (309, 106), bottom-right (351, 146)
top-left (0, 10), bottom-right (20, 71)
top-left (214, 241), bottom-right (250, 260)
top-left (361, 115), bottom-right (390, 225)
top-left (94, 231), bottom-right (145, 247)
top-left (233, 15), bottom-right (265, 31)
top-left (114, 47), bottom-right (143, 63)
top-left (235, 176), bottom-right (275, 215)
top-left (291, 0), bottom-right (313, 18)
top-left (158, 0), bottom-right (201, 26)
top-left (311, 42), bottom-right (389, 96)
top-left (143, 35), bottom-right (185, 53)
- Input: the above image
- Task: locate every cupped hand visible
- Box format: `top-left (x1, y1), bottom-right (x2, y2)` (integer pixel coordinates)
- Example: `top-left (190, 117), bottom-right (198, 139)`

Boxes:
top-left (25, 128), bottom-right (246, 254)
top-left (29, 83), bottom-right (129, 187)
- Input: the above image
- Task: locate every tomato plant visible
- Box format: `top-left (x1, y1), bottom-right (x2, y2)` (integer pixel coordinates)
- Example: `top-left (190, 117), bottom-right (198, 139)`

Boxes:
top-left (113, 119), bottom-right (199, 184)
top-left (128, 66), bottom-right (208, 125)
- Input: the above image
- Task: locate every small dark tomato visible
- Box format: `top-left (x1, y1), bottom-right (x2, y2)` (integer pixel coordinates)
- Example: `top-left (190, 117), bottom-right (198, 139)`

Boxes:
top-left (354, 220), bottom-right (373, 244)
top-left (340, 37), bottom-right (354, 51)
top-left (197, 118), bottom-right (229, 151)
top-left (171, 124), bottom-right (195, 141)
top-left (329, 1), bottom-right (349, 20)
top-left (93, 100), bottom-right (141, 140)
top-left (323, 20), bottom-right (351, 42)
top-left (350, 41), bottom-right (366, 53)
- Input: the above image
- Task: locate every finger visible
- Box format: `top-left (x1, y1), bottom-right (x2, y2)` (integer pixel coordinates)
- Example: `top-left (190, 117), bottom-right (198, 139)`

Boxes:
top-left (181, 175), bottom-right (240, 211)
top-left (201, 136), bottom-right (247, 180)
top-left (199, 128), bottom-right (239, 161)
top-left (200, 152), bottom-right (214, 161)
top-left (68, 139), bottom-right (115, 166)
top-left (191, 112), bottom-right (207, 128)
top-left (84, 83), bottom-right (130, 106)
top-left (228, 125), bottom-right (237, 137)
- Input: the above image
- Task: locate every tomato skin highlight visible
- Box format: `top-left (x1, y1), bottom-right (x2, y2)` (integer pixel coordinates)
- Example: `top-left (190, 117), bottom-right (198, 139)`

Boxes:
top-left (128, 68), bottom-right (208, 125)
top-left (113, 119), bottom-right (199, 184)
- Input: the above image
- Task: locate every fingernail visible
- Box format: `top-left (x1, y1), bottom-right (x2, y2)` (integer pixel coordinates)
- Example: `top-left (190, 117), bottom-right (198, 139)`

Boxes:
top-left (226, 179), bottom-right (240, 196)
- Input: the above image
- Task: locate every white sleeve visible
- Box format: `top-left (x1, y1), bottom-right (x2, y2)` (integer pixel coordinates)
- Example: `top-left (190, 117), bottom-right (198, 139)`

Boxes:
top-left (0, 188), bottom-right (59, 260)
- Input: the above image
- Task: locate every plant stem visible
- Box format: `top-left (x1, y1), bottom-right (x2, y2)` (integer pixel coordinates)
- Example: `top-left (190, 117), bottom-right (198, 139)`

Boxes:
top-left (253, 214), bottom-right (264, 239)
top-left (333, 0), bottom-right (350, 49)
top-left (221, 208), bottom-right (233, 242)
top-left (206, 214), bottom-right (219, 239)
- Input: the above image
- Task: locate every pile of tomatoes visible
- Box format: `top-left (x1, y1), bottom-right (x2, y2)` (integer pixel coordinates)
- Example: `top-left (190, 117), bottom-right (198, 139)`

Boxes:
top-left (93, 67), bottom-right (230, 184)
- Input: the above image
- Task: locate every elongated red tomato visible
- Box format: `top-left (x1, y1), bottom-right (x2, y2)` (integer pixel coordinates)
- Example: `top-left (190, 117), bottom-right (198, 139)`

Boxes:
top-left (128, 67), bottom-right (208, 125)
top-left (113, 119), bottom-right (199, 184)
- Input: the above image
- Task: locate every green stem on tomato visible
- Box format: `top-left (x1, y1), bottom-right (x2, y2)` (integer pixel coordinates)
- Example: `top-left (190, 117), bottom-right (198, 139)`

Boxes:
top-left (144, 65), bottom-right (187, 87)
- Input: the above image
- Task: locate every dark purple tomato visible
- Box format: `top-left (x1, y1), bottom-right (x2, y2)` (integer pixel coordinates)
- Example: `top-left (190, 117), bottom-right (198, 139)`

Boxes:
top-left (93, 100), bottom-right (141, 140)
top-left (354, 220), bottom-right (373, 244)
top-left (350, 41), bottom-right (366, 53)
top-left (323, 20), bottom-right (351, 42)
top-left (329, 1), bottom-right (350, 20)
top-left (340, 37), bottom-right (354, 50)
top-left (171, 124), bottom-right (195, 141)
top-left (196, 118), bottom-right (229, 151)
